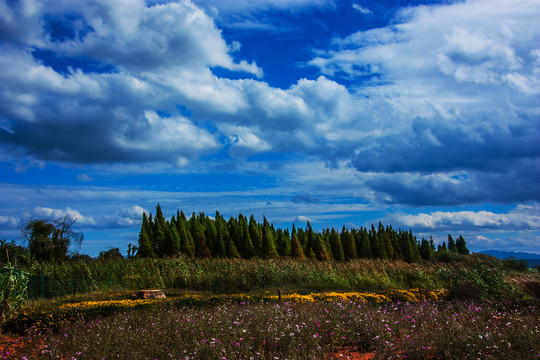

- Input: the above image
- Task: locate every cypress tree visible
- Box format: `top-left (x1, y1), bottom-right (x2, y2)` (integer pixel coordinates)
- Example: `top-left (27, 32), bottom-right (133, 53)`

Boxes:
top-left (456, 235), bottom-right (469, 255)
top-left (355, 227), bottom-right (372, 258)
top-left (153, 204), bottom-right (168, 257)
top-left (136, 223), bottom-right (155, 258)
top-left (178, 223), bottom-right (194, 257)
top-left (312, 233), bottom-right (331, 261)
top-left (305, 221), bottom-right (315, 256)
top-left (341, 228), bottom-right (357, 260)
top-left (290, 231), bottom-right (305, 259)
top-left (163, 225), bottom-right (181, 257)
top-left (419, 238), bottom-right (434, 261)
top-left (236, 215), bottom-right (255, 258)
top-left (448, 235), bottom-right (457, 252)
top-left (226, 236), bottom-right (241, 258)
top-left (275, 228), bottom-right (291, 257)
top-left (249, 215), bottom-right (262, 257)
top-left (207, 216), bottom-right (224, 257)
top-left (329, 229), bottom-right (345, 262)
top-left (190, 215), bottom-right (211, 258)
top-left (261, 216), bottom-right (279, 259)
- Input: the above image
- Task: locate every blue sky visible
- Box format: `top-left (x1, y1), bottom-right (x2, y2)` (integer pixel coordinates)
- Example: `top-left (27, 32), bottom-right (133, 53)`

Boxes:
top-left (1, 0), bottom-right (539, 256)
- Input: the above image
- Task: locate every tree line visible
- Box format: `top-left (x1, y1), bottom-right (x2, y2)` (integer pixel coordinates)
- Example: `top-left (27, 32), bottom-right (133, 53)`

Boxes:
top-left (135, 204), bottom-right (469, 263)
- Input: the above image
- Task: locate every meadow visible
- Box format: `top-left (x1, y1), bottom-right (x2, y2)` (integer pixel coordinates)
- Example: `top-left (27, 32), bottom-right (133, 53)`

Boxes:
top-left (6, 293), bottom-right (540, 359)
top-left (1, 254), bottom-right (539, 359)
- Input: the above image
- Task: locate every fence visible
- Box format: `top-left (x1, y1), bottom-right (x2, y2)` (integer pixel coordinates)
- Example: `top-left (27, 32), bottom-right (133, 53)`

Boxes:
top-left (26, 274), bottom-right (119, 299)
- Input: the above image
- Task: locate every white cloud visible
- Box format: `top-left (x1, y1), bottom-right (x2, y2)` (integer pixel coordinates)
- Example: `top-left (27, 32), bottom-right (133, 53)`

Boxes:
top-left (103, 205), bottom-right (147, 227)
top-left (352, 4), bottom-right (371, 15)
top-left (295, 215), bottom-right (311, 223)
top-left (220, 124), bottom-right (271, 155)
top-left (33, 206), bottom-right (96, 225)
top-left (0, 215), bottom-right (18, 228)
top-left (385, 203), bottom-right (540, 231)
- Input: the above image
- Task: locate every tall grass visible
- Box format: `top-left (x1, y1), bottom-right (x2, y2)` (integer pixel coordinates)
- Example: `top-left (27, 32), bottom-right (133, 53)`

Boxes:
top-left (25, 253), bottom-right (534, 299)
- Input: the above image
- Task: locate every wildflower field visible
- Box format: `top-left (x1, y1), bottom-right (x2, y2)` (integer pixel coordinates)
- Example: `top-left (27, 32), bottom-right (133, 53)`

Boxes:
top-left (6, 296), bottom-right (540, 359)
top-left (1, 255), bottom-right (539, 359)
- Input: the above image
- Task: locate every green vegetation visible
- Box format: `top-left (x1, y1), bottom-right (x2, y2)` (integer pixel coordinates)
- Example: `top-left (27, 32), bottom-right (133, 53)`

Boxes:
top-left (1, 207), bottom-right (538, 359)
top-left (0, 254), bottom-right (534, 302)
top-left (134, 204), bottom-right (470, 263)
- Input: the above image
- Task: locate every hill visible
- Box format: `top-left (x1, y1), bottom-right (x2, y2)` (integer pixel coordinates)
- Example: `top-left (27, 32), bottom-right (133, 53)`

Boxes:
top-left (478, 250), bottom-right (540, 268)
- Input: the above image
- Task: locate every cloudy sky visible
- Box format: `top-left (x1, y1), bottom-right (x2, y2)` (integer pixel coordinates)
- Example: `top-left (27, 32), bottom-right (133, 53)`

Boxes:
top-left (1, 0), bottom-right (538, 256)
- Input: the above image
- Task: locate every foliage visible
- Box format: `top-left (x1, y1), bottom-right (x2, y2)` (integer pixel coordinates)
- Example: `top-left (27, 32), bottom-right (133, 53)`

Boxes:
top-left (0, 263), bottom-right (29, 323)
top-left (98, 248), bottom-right (123, 260)
top-left (11, 254), bottom-right (537, 301)
top-left (503, 257), bottom-right (529, 271)
top-left (20, 216), bottom-right (83, 263)
top-left (136, 205), bottom-right (470, 263)
top-left (0, 240), bottom-right (31, 267)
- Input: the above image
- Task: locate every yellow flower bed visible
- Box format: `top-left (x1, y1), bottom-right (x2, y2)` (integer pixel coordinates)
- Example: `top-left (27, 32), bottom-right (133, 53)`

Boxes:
top-left (10, 288), bottom-right (447, 333)
top-left (60, 298), bottom-right (168, 310)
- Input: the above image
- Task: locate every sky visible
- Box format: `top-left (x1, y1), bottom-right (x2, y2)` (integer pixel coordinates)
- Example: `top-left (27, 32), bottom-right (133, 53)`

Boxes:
top-left (0, 0), bottom-right (539, 256)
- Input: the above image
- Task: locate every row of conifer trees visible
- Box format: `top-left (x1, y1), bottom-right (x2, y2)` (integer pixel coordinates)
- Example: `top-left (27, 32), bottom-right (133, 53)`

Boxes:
top-left (136, 204), bottom-right (469, 262)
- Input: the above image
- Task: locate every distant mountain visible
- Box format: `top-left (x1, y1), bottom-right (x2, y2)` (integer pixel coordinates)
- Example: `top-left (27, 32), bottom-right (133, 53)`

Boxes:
top-left (478, 250), bottom-right (540, 268)
top-left (478, 250), bottom-right (540, 259)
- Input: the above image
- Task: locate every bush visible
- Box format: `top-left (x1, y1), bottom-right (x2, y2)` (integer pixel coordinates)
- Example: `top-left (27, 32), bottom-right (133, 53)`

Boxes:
top-left (447, 282), bottom-right (482, 300)
top-left (503, 257), bottom-right (529, 271)
top-left (0, 264), bottom-right (29, 323)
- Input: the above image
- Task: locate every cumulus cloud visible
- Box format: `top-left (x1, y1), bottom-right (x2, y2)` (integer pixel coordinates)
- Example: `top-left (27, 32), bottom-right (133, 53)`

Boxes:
top-left (1, 0), bottom-right (539, 213)
top-left (384, 203), bottom-right (540, 232)
top-left (294, 215), bottom-right (312, 224)
top-left (307, 0), bottom-right (540, 206)
top-left (101, 205), bottom-right (147, 228)
top-left (31, 204), bottom-right (146, 229)
top-left (33, 206), bottom-right (96, 225)
top-left (0, 0), bottom-right (258, 166)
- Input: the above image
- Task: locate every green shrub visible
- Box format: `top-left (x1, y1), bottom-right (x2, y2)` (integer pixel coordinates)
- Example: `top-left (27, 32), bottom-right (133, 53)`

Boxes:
top-left (0, 264), bottom-right (29, 322)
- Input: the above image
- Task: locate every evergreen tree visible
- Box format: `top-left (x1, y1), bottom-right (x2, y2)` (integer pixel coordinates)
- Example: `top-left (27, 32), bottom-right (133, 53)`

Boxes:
top-left (207, 215), bottom-right (224, 257)
top-left (136, 221), bottom-right (155, 258)
top-left (355, 227), bottom-right (372, 258)
top-left (438, 241), bottom-right (448, 252)
top-left (429, 237), bottom-right (436, 254)
top-left (455, 235), bottom-right (469, 255)
top-left (178, 222), bottom-right (194, 257)
top-left (419, 238), bottom-right (434, 261)
top-left (190, 215), bottom-right (211, 258)
top-left (447, 235), bottom-right (457, 252)
top-left (238, 215), bottom-right (255, 258)
top-left (341, 228), bottom-right (357, 260)
top-left (249, 215), bottom-right (262, 257)
top-left (162, 224), bottom-right (181, 257)
top-left (305, 221), bottom-right (315, 256)
top-left (290, 231), bottom-right (305, 259)
top-left (261, 216), bottom-right (279, 259)
top-left (275, 228), bottom-right (291, 257)
top-left (329, 229), bottom-right (345, 262)
top-left (153, 204), bottom-right (168, 257)
top-left (399, 230), bottom-right (416, 263)
top-left (226, 235), bottom-right (241, 258)
top-left (312, 233), bottom-right (331, 261)
top-left (380, 223), bottom-right (393, 260)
